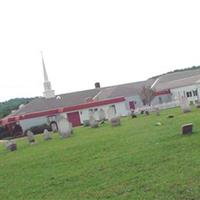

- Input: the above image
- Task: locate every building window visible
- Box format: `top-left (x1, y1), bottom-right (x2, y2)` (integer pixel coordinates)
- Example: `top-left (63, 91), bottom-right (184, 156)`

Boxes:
top-left (94, 108), bottom-right (98, 112)
top-left (193, 90), bottom-right (198, 96)
top-left (110, 105), bottom-right (116, 114)
top-left (186, 91), bottom-right (192, 98)
top-left (158, 97), bottom-right (163, 104)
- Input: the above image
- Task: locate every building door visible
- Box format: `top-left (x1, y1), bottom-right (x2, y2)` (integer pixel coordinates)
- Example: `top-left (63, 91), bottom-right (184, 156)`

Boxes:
top-left (129, 101), bottom-right (135, 110)
top-left (67, 112), bottom-right (81, 127)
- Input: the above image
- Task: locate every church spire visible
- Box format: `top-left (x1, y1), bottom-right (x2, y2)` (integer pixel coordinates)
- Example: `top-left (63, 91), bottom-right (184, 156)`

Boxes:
top-left (41, 52), bottom-right (55, 99)
top-left (41, 51), bottom-right (49, 82)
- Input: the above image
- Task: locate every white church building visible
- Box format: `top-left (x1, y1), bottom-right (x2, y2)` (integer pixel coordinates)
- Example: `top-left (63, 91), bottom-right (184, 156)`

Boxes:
top-left (1, 55), bottom-right (200, 137)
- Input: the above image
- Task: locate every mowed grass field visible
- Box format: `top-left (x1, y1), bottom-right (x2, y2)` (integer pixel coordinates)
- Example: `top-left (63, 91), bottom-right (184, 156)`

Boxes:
top-left (1, 108), bottom-right (200, 200)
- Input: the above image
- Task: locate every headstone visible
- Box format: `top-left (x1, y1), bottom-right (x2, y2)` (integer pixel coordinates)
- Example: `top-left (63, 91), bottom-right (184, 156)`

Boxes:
top-left (181, 123), bottom-right (193, 135)
top-left (51, 122), bottom-right (58, 132)
top-left (107, 106), bottom-right (116, 121)
top-left (43, 129), bottom-right (52, 140)
top-left (180, 97), bottom-right (191, 113)
top-left (89, 115), bottom-right (99, 128)
top-left (131, 110), bottom-right (137, 118)
top-left (26, 130), bottom-right (36, 144)
top-left (57, 116), bottom-right (73, 138)
top-left (83, 120), bottom-right (90, 127)
top-left (98, 109), bottom-right (106, 122)
top-left (154, 107), bottom-right (160, 116)
top-left (110, 116), bottom-right (121, 127)
top-left (5, 140), bottom-right (17, 151)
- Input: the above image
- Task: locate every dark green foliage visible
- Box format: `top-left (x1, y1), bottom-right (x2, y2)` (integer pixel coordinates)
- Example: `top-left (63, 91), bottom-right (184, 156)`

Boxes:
top-left (0, 97), bottom-right (36, 119)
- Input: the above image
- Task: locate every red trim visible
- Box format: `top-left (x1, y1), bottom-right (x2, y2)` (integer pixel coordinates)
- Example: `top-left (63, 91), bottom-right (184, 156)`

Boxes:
top-left (155, 90), bottom-right (171, 96)
top-left (0, 97), bottom-right (125, 125)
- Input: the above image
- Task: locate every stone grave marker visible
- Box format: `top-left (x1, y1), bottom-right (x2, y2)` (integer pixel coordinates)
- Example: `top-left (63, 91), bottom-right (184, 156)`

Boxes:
top-left (181, 123), bottom-right (193, 135)
top-left (5, 140), bottom-right (17, 151)
top-left (57, 116), bottom-right (73, 138)
top-left (180, 97), bottom-right (191, 113)
top-left (110, 116), bottom-right (121, 127)
top-left (98, 109), bottom-right (106, 122)
top-left (43, 129), bottom-right (52, 140)
top-left (89, 115), bottom-right (99, 128)
top-left (26, 130), bottom-right (36, 144)
top-left (107, 106), bottom-right (121, 126)
top-left (154, 107), bottom-right (160, 116)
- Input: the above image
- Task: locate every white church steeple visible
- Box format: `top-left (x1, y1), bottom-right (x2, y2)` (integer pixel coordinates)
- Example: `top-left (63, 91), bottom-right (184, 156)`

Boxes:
top-left (41, 52), bottom-right (55, 99)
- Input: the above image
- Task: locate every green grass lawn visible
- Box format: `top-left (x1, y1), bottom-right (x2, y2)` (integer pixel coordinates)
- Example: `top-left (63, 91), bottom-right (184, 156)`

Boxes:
top-left (1, 107), bottom-right (200, 200)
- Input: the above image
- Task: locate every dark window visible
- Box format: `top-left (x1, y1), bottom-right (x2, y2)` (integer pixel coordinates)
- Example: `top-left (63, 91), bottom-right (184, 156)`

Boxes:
top-left (186, 91), bottom-right (192, 97)
top-left (193, 90), bottom-right (198, 96)
top-left (111, 105), bottom-right (116, 114)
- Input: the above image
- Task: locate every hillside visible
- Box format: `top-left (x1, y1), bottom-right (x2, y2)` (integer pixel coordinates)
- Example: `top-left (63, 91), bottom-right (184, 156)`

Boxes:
top-left (0, 98), bottom-right (35, 119)
top-left (151, 65), bottom-right (200, 79)
top-left (1, 107), bottom-right (200, 199)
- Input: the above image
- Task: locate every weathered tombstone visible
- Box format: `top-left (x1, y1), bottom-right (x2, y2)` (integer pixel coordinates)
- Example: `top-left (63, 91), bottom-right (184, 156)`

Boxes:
top-left (180, 97), bottom-right (191, 113)
top-left (98, 109), bottom-right (106, 122)
top-left (5, 140), bottom-right (17, 151)
top-left (107, 106), bottom-right (116, 121)
top-left (89, 115), bottom-right (99, 128)
top-left (110, 117), bottom-right (121, 127)
top-left (131, 110), bottom-right (137, 118)
top-left (51, 122), bottom-right (58, 133)
top-left (26, 130), bottom-right (36, 144)
top-left (43, 129), bottom-right (52, 140)
top-left (154, 107), bottom-right (160, 116)
top-left (57, 116), bottom-right (73, 138)
top-left (107, 106), bottom-right (121, 126)
top-left (83, 120), bottom-right (90, 127)
top-left (181, 123), bottom-right (193, 135)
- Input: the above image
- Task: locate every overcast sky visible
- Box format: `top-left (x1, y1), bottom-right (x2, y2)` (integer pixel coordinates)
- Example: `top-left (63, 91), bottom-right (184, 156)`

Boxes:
top-left (1, 0), bottom-right (200, 102)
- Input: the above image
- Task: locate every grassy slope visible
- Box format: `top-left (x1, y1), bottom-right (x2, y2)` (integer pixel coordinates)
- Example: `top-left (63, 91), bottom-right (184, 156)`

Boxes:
top-left (1, 108), bottom-right (200, 200)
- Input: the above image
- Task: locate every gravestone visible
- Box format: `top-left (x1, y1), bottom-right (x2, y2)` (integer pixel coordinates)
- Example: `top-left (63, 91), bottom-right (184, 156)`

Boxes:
top-left (110, 116), bottom-right (121, 127)
top-left (57, 116), bottom-right (73, 138)
top-left (107, 106), bottom-right (116, 121)
top-left (107, 106), bottom-right (121, 126)
top-left (180, 97), bottom-right (191, 113)
top-left (154, 107), bottom-right (160, 116)
top-left (43, 129), bottom-right (52, 140)
top-left (98, 109), bottom-right (106, 122)
top-left (26, 130), bottom-right (36, 144)
top-left (89, 115), bottom-right (99, 128)
top-left (5, 140), bottom-right (17, 151)
top-left (181, 123), bottom-right (193, 135)
top-left (51, 122), bottom-right (58, 133)
top-left (131, 110), bottom-right (137, 118)
top-left (83, 120), bottom-right (90, 127)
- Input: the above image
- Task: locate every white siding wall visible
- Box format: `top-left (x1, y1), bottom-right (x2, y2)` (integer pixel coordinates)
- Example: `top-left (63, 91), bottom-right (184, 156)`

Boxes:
top-left (20, 116), bottom-right (48, 131)
top-left (79, 101), bottom-right (129, 123)
top-left (171, 84), bottom-right (200, 103)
